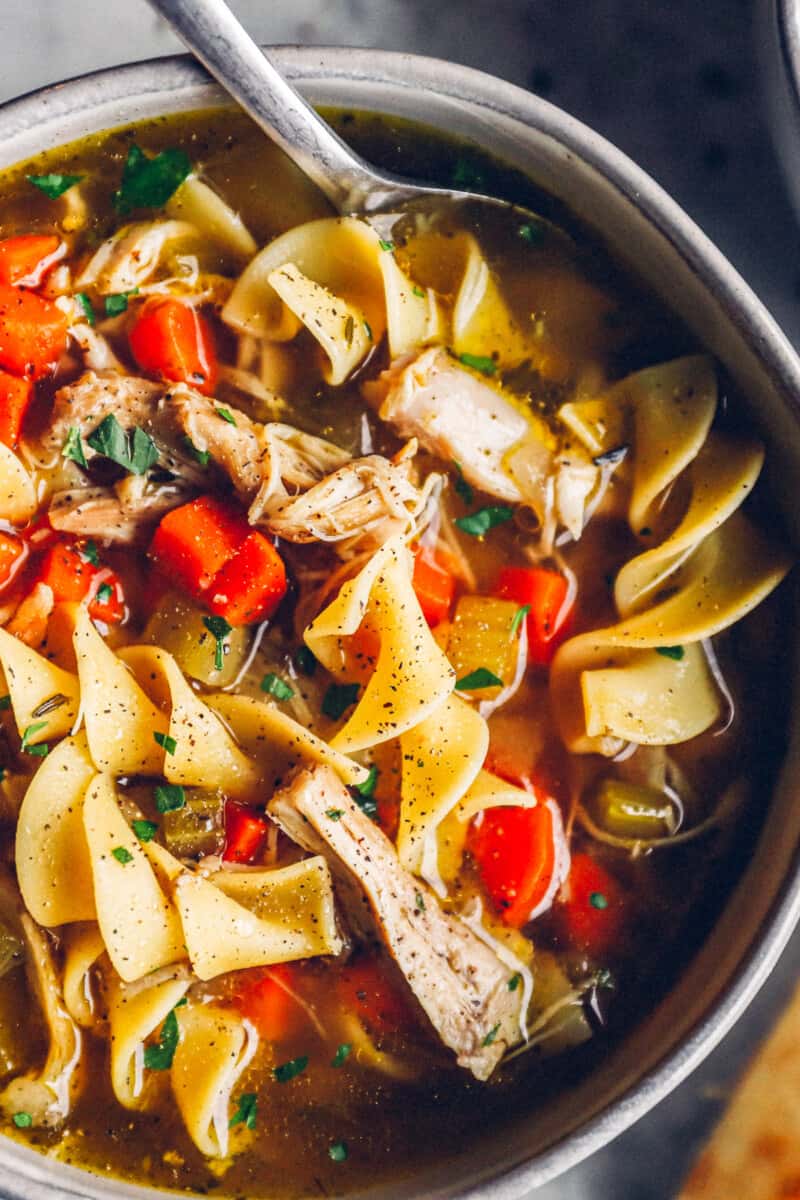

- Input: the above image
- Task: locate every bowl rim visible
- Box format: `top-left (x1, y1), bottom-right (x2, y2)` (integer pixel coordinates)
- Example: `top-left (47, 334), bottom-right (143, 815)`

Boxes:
top-left (0, 43), bottom-right (799, 1200)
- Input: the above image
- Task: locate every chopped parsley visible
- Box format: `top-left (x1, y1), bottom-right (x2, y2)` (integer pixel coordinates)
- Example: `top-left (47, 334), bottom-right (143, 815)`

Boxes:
top-left (589, 891), bottom-right (608, 910)
top-left (229, 1092), bottom-right (258, 1131)
top-left (295, 645), bottom-right (317, 677)
top-left (153, 731), bottom-right (177, 755)
top-left (355, 764), bottom-right (378, 799)
top-left (273, 1055), bottom-right (308, 1084)
top-left (202, 615), bottom-right (232, 671)
top-left (144, 1007), bottom-right (181, 1071)
top-left (182, 436), bottom-right (210, 467)
top-left (0, 695), bottom-right (11, 711)
top-left (412, 285), bottom-right (425, 298)
top-left (75, 292), bottom-right (95, 326)
top-left (378, 239), bottom-right (395, 252)
top-left (95, 582), bottom-right (113, 606)
top-left (331, 1043), bottom-right (351, 1068)
top-left (62, 425), bottom-right (88, 468)
top-left (216, 407), bottom-right (236, 426)
top-left (12, 1111), bottom-right (32, 1128)
top-left (328, 1140), bottom-right (348, 1163)
top-left (454, 505), bottom-right (513, 537)
top-left (86, 413), bottom-right (159, 476)
top-left (27, 173), bottom-right (83, 199)
top-left (82, 540), bottom-right (100, 567)
top-left (455, 667), bottom-right (503, 691)
top-left (132, 819), bottom-right (158, 843)
top-left (111, 846), bottom-right (133, 865)
top-left (508, 973), bottom-right (522, 992)
top-left (260, 673), bottom-right (294, 701)
top-left (518, 221), bottom-right (545, 245)
top-left (325, 809), bottom-right (344, 821)
top-left (452, 460), bottom-right (473, 506)
top-left (322, 682), bottom-right (360, 721)
top-left (482, 1023), bottom-right (500, 1047)
top-left (510, 604), bottom-right (531, 637)
top-left (656, 645), bottom-right (685, 661)
top-left (415, 891), bottom-right (426, 912)
top-left (593, 443), bottom-right (629, 468)
top-left (113, 144), bottom-right (192, 215)
top-left (155, 783), bottom-right (186, 814)
top-left (458, 352), bottom-right (497, 376)
top-left (20, 723), bottom-right (48, 756)
top-left (104, 289), bottom-right (138, 317)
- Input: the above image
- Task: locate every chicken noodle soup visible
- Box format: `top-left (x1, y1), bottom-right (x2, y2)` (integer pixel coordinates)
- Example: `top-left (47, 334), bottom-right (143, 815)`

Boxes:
top-left (0, 108), bottom-right (790, 1195)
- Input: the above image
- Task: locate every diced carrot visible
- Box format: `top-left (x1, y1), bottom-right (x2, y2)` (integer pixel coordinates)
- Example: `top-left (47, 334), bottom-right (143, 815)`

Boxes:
top-left (376, 793), bottom-right (400, 841)
top-left (234, 964), bottom-right (306, 1041)
top-left (223, 802), bottom-right (270, 864)
top-left (0, 531), bottom-right (26, 592)
top-left (557, 852), bottom-right (627, 957)
top-left (207, 530), bottom-right (287, 626)
top-left (0, 369), bottom-right (33, 449)
top-left (34, 540), bottom-right (124, 624)
top-left (337, 956), bottom-right (413, 1036)
top-left (494, 565), bottom-right (574, 666)
top-left (0, 284), bottom-right (68, 379)
top-left (0, 235), bottom-right (64, 288)
top-left (412, 545), bottom-right (456, 627)
top-left (149, 495), bottom-right (249, 598)
top-left (129, 297), bottom-right (218, 395)
top-left (467, 803), bottom-right (557, 928)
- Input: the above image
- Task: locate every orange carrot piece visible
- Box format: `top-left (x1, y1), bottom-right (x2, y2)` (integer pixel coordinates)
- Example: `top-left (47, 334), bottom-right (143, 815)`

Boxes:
top-left (207, 530), bottom-right (287, 626)
top-left (0, 284), bottom-right (68, 380)
top-left (467, 802), bottom-right (557, 928)
top-left (149, 495), bottom-right (249, 598)
top-left (223, 803), bottom-right (270, 864)
top-left (494, 565), bottom-right (574, 666)
top-left (129, 297), bottom-right (218, 395)
top-left (0, 235), bottom-right (64, 288)
top-left (557, 852), bottom-right (627, 957)
top-left (234, 964), bottom-right (306, 1042)
top-left (0, 369), bottom-right (33, 448)
top-left (412, 545), bottom-right (456, 627)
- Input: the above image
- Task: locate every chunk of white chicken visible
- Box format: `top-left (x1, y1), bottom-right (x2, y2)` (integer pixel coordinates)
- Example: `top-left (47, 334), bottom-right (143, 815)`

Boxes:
top-left (367, 347), bottom-right (600, 544)
top-left (41, 371), bottom-right (164, 460)
top-left (268, 765), bottom-right (523, 1081)
top-left (75, 220), bottom-right (198, 295)
top-left (49, 478), bottom-right (196, 545)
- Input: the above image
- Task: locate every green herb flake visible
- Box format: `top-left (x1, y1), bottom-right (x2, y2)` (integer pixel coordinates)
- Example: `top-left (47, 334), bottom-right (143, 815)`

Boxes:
top-left (328, 1140), bottom-right (348, 1163)
top-left (75, 292), bottom-right (95, 327)
top-left (86, 413), bottom-right (159, 475)
top-left (508, 973), bottom-right (522, 992)
top-left (20, 722), bottom-right (48, 754)
top-left (62, 425), bottom-right (88, 468)
top-left (155, 783), bottom-right (186, 814)
top-left (454, 505), bottom-right (514, 537)
top-left (322, 682), bottom-right (360, 721)
top-left (589, 891), bottom-right (608, 910)
top-left (331, 1043), bottom-right (351, 1068)
top-left (104, 289), bottom-right (138, 318)
top-left (229, 1092), bottom-right (258, 1131)
top-left (153, 731), bottom-right (177, 755)
top-left (412, 285), bottom-right (425, 298)
top-left (325, 808), bottom-right (344, 821)
top-left (114, 144), bottom-right (192, 215)
top-left (273, 1055), bottom-right (309, 1084)
top-left (82, 540), bottom-right (100, 567)
top-left (355, 764), bottom-right (378, 799)
top-left (12, 1111), bottom-right (32, 1128)
top-left (203, 615), bottom-right (232, 671)
top-left (363, 319), bottom-right (373, 341)
top-left (378, 239), bottom-right (395, 252)
top-left (27, 173), bottom-right (83, 199)
top-left (455, 667), bottom-right (503, 691)
top-left (656, 645), bottom-right (685, 661)
top-left (261, 673), bottom-right (294, 701)
top-left (182, 436), bottom-right (210, 467)
top-left (295, 645), bottom-right (317, 677)
top-left (518, 221), bottom-right (545, 246)
top-left (0, 695), bottom-right (11, 711)
top-left (132, 819), bottom-right (158, 843)
top-left (415, 891), bottom-right (425, 912)
top-left (458, 352), bottom-right (497, 376)
top-left (452, 460), bottom-right (473, 506)
top-left (95, 582), bottom-right (113, 605)
top-left (111, 846), bottom-right (133, 865)
top-left (216, 407), bottom-right (237, 426)
top-left (482, 1023), bottom-right (500, 1047)
top-left (510, 604), bottom-right (531, 637)
top-left (144, 1008), bottom-right (181, 1071)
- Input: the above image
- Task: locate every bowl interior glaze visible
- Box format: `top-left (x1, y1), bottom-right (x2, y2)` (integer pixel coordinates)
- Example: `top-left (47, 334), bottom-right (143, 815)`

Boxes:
top-left (0, 47), bottom-right (799, 1200)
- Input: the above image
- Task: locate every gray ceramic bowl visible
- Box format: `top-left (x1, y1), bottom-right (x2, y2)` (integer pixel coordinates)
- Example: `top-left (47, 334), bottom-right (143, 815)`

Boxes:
top-left (0, 45), bottom-right (799, 1200)
top-left (762, 0), bottom-right (800, 214)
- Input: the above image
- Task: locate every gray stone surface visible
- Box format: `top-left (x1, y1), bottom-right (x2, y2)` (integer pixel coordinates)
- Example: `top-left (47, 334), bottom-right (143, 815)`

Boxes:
top-left (1, 1), bottom-right (799, 1197)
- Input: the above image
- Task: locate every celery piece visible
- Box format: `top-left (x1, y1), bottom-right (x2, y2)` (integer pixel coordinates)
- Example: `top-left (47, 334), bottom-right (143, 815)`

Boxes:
top-left (590, 778), bottom-right (676, 840)
top-left (143, 591), bottom-right (251, 686)
top-left (446, 596), bottom-right (520, 695)
top-left (162, 788), bottom-right (225, 859)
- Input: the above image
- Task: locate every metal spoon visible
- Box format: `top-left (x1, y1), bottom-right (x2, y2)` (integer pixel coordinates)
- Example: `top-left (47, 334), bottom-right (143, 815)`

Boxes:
top-left (146, 0), bottom-right (509, 217)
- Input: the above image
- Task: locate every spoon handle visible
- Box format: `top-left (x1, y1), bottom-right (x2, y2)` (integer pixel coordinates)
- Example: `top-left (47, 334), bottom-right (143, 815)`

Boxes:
top-left (148, 0), bottom-right (411, 212)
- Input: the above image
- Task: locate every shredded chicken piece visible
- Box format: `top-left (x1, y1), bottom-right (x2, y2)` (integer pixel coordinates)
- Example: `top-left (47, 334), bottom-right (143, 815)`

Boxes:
top-left (68, 324), bottom-right (125, 373)
top-left (49, 477), bottom-right (196, 545)
top-left (268, 766), bottom-right (522, 1081)
top-left (265, 442), bottom-right (440, 555)
top-left (0, 874), bottom-right (83, 1127)
top-left (168, 384), bottom-right (263, 497)
top-left (42, 371), bottom-right (164, 459)
top-left (75, 220), bottom-right (197, 294)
